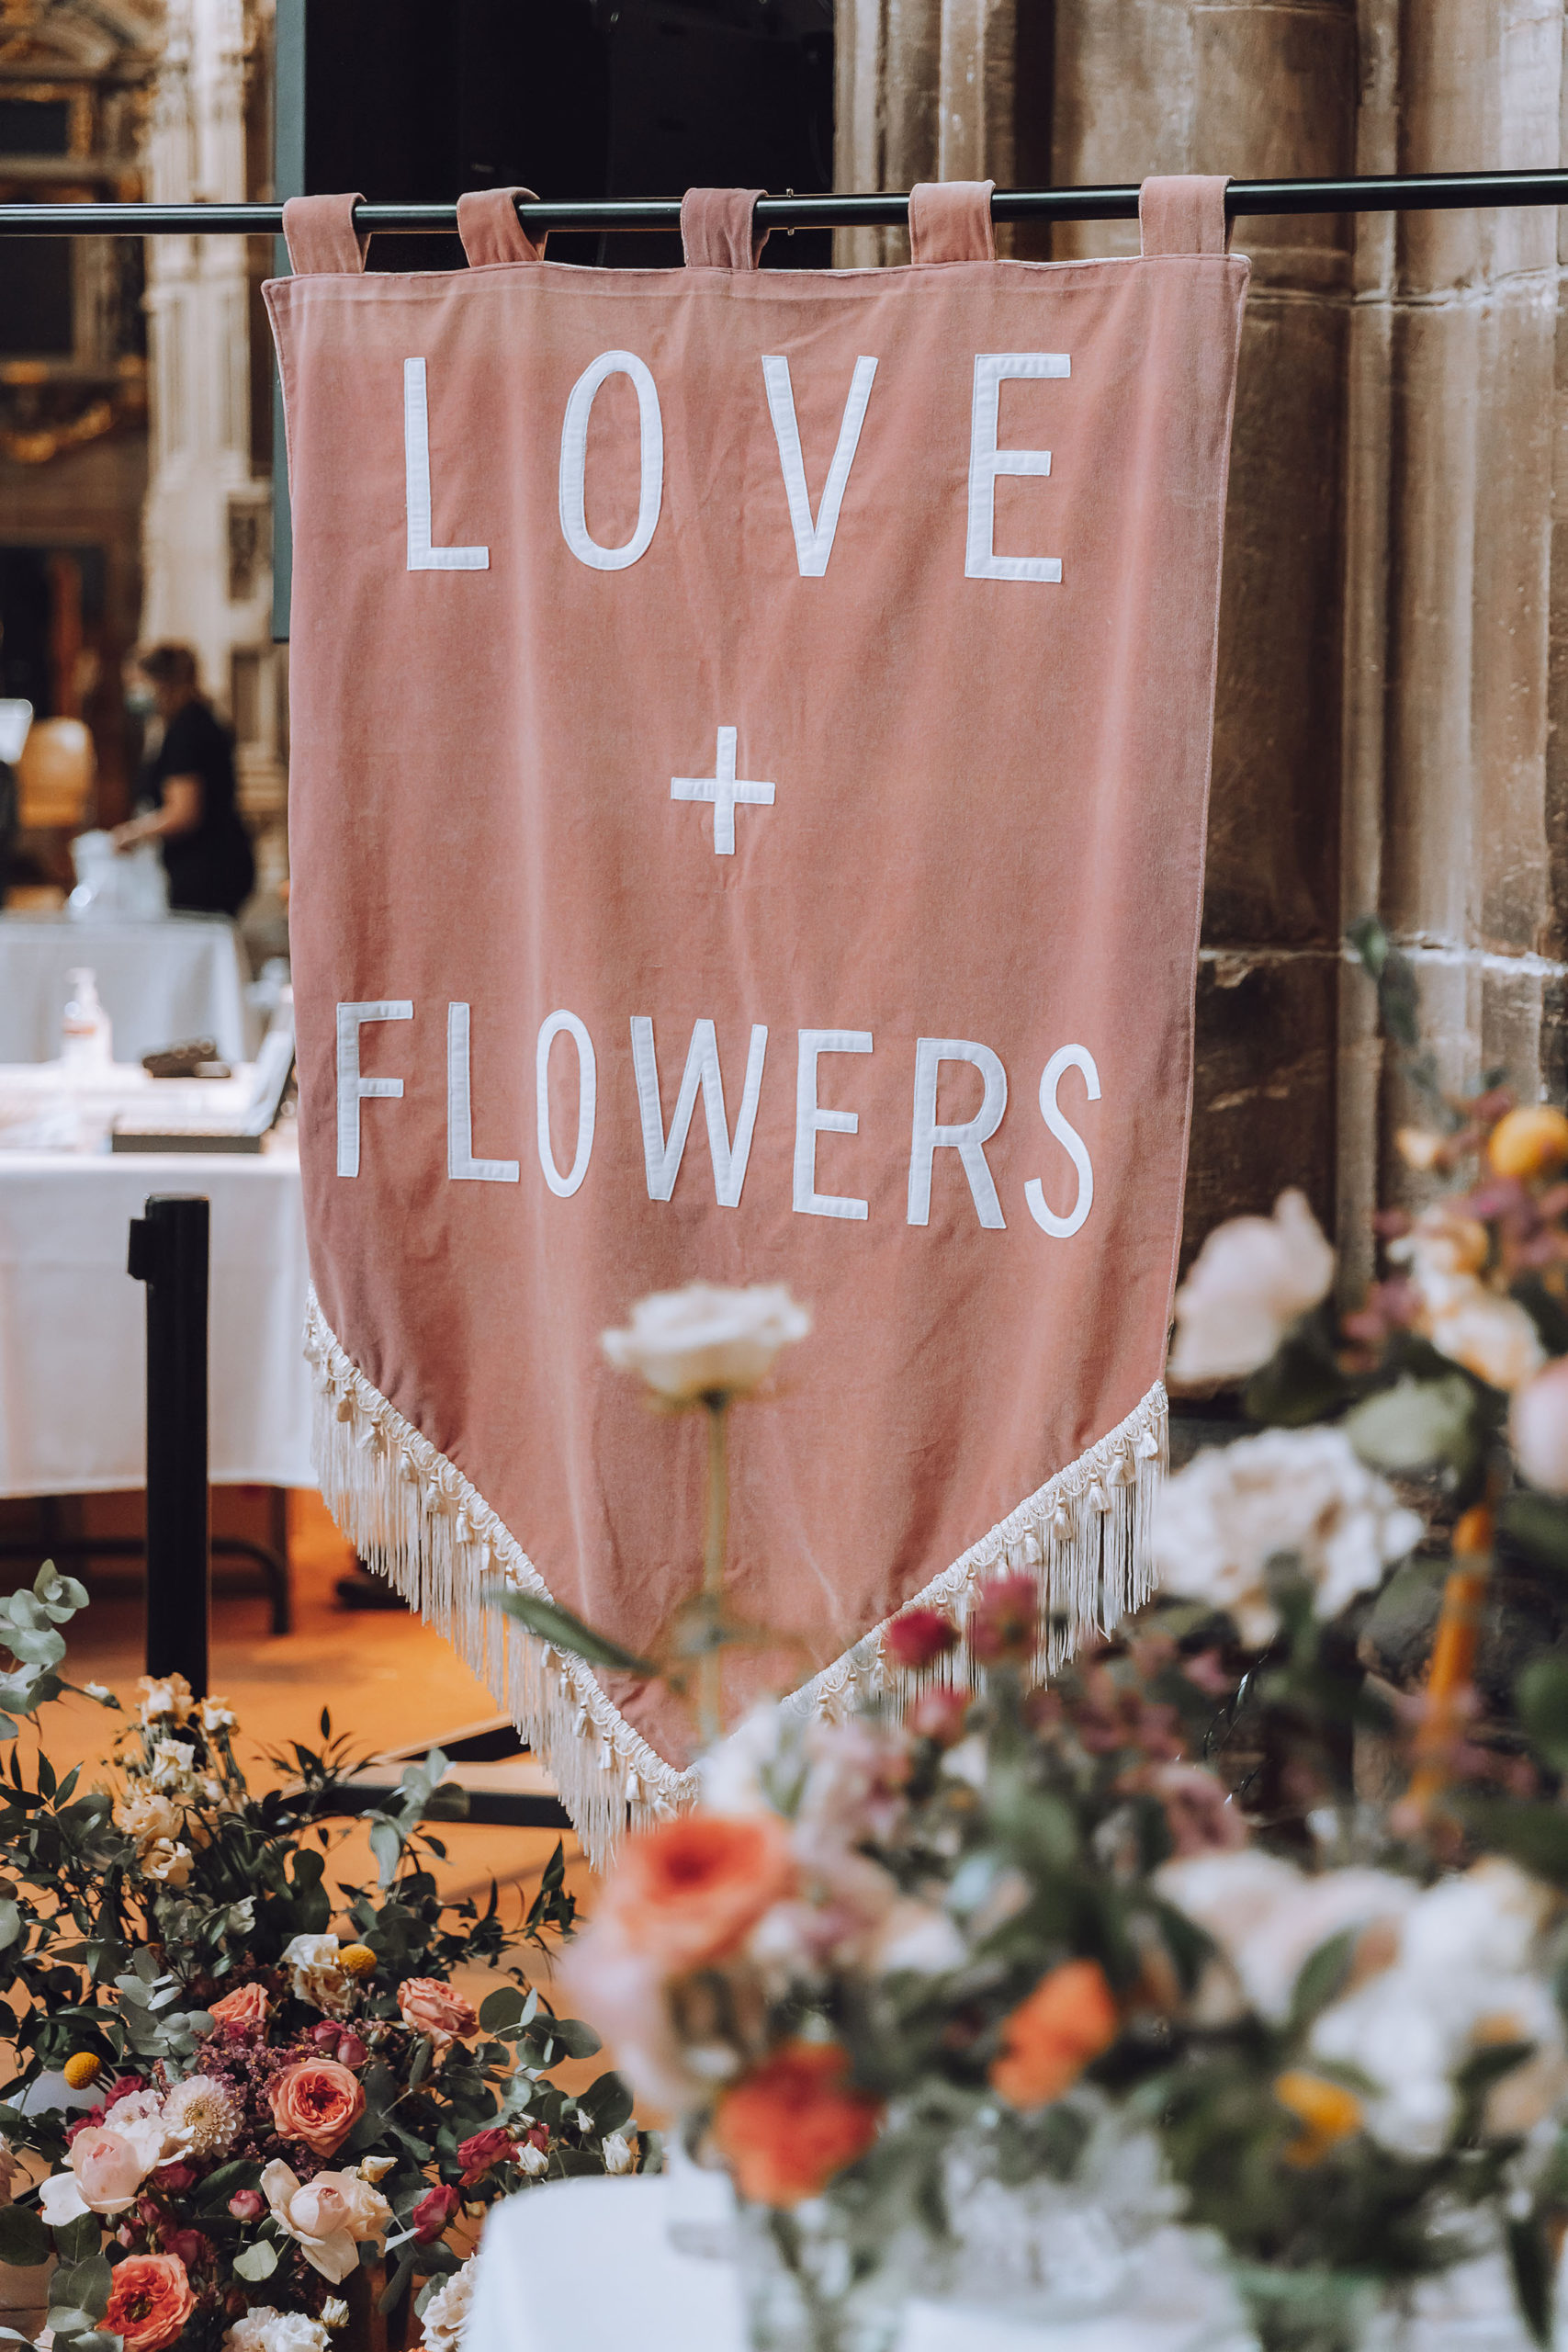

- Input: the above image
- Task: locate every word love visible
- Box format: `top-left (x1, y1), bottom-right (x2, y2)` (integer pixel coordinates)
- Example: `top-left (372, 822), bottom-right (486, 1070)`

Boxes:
top-left (338, 1003), bottom-right (1102, 1238)
top-left (403, 348), bottom-right (1069, 585)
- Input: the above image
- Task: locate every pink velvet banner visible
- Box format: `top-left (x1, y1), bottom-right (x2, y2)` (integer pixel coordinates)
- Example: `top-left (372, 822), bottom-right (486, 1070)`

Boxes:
top-left (266, 179), bottom-right (1247, 1849)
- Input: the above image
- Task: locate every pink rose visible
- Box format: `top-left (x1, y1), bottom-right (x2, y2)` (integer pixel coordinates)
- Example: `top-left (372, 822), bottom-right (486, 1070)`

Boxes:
top-left (268, 2058), bottom-right (366, 2157)
top-left (397, 1977), bottom-right (478, 2045)
top-left (335, 2031), bottom-right (368, 2069)
top-left (228, 2188), bottom-right (265, 2221)
top-left (262, 2159), bottom-right (390, 2283)
top-left (412, 2182), bottom-right (460, 2243)
top-left (65, 2126), bottom-right (145, 2212)
top-left (208, 1982), bottom-right (269, 2035)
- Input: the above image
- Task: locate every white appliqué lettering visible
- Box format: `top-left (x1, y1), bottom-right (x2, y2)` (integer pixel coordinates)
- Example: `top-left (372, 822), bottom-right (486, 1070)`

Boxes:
top-left (671, 726), bottom-right (775, 855)
top-left (794, 1030), bottom-right (873, 1220)
top-left (631, 1016), bottom-right (768, 1207)
top-left (446, 1002), bottom-right (520, 1183)
top-left (908, 1037), bottom-right (1008, 1228)
top-left (336, 1001), bottom-right (413, 1178)
top-left (536, 1010), bottom-right (597, 1198)
top-left (761, 355), bottom-right (878, 578)
top-left (1025, 1043), bottom-right (1100, 1238)
top-left (558, 350), bottom-right (664, 572)
top-left (403, 359), bottom-right (489, 572)
top-left (965, 353), bottom-right (1069, 584)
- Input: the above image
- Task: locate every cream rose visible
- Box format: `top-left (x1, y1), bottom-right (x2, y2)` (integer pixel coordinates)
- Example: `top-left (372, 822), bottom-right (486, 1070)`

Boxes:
top-left (113, 1786), bottom-right (182, 1851)
top-left (279, 1931), bottom-right (353, 2016)
top-left (1168, 1191), bottom-right (1335, 1385)
top-left (397, 1976), bottom-right (478, 2047)
top-left (602, 1282), bottom-right (811, 1402)
top-left (261, 2159), bottom-right (389, 2283)
top-left (39, 2095), bottom-right (175, 2222)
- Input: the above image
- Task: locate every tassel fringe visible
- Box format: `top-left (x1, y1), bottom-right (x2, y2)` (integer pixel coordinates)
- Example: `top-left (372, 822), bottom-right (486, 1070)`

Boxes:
top-left (304, 1287), bottom-right (1166, 1865)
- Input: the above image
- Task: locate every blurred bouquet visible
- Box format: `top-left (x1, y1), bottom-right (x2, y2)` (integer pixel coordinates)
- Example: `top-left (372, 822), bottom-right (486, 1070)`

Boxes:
top-left (0, 1574), bottom-right (638, 2352)
top-left (518, 932), bottom-right (1568, 2352)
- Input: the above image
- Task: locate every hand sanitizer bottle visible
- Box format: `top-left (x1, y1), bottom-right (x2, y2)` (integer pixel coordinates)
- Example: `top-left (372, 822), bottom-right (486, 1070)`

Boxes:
top-left (61, 967), bottom-right (113, 1072)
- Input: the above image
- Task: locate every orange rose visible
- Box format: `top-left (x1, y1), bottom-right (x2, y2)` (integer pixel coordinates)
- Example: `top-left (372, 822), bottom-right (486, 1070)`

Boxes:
top-left (397, 1976), bottom-right (479, 2045)
top-left (268, 2058), bottom-right (365, 2157)
top-left (989, 1959), bottom-right (1119, 2109)
top-left (713, 2041), bottom-right (883, 2207)
top-left (103, 2253), bottom-right (195, 2352)
top-left (601, 1813), bottom-right (797, 1973)
top-left (208, 1981), bottom-right (269, 2035)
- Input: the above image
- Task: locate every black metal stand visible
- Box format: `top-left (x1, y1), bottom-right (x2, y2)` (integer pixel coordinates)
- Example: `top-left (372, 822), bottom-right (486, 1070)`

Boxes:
top-left (128, 1195), bottom-right (211, 1699)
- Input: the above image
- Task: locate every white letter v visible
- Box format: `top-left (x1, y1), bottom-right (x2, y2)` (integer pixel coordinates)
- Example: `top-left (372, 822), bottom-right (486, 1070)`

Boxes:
top-left (761, 354), bottom-right (877, 578)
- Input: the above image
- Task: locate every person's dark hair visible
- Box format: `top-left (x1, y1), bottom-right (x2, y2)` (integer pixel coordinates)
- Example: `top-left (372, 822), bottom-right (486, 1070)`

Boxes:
top-left (138, 643), bottom-right (201, 694)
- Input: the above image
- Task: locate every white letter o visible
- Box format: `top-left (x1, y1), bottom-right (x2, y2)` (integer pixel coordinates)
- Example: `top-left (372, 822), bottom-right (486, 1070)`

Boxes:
top-left (536, 1011), bottom-right (597, 1198)
top-left (558, 351), bottom-right (663, 571)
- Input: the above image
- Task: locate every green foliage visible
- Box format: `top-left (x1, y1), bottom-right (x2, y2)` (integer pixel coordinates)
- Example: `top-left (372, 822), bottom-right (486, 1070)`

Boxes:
top-left (487, 1585), bottom-right (658, 1678)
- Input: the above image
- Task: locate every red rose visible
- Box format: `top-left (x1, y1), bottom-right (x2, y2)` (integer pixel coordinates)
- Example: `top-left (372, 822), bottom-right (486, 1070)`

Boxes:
top-left (411, 2182), bottom-right (461, 2243)
top-left (162, 2227), bottom-right (209, 2269)
top-left (967, 1574), bottom-right (1040, 1668)
top-left (884, 1610), bottom-right (959, 1671)
top-left (268, 2058), bottom-right (366, 2157)
top-left (334, 2031), bottom-right (368, 2069)
top-left (311, 2020), bottom-right (342, 2049)
top-left (457, 2126), bottom-right (516, 2187)
top-left (103, 2254), bottom-right (195, 2352)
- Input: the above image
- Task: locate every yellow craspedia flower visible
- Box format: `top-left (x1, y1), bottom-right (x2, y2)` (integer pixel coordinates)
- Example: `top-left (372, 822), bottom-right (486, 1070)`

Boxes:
top-left (1274, 2069), bottom-right (1362, 2167)
top-left (62, 2052), bottom-right (101, 2090)
top-left (1489, 1105), bottom-right (1568, 1180)
top-left (339, 1943), bottom-right (377, 1979)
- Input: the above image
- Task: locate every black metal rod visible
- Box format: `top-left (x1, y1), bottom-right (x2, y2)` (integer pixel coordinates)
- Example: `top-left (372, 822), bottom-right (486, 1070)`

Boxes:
top-left (6, 169), bottom-right (1568, 236)
top-left (128, 1195), bottom-right (210, 1699)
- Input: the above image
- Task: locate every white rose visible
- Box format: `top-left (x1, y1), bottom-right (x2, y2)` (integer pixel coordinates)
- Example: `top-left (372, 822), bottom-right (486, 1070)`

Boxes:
top-left (262, 2159), bottom-right (389, 2283)
top-left (223, 2311), bottom-right (331, 2352)
top-left (602, 1282), bottom-right (811, 1402)
top-left (697, 1702), bottom-right (785, 1815)
top-left (1388, 1212), bottom-right (1547, 1395)
top-left (1153, 1425), bottom-right (1422, 1643)
top-left (1155, 1849), bottom-right (1415, 2023)
top-left (867, 1897), bottom-right (967, 1976)
top-left (601, 2131), bottom-right (637, 2175)
top-left (198, 1696), bottom-right (236, 1731)
top-left (1168, 1191), bottom-right (1335, 1385)
top-left (141, 1838), bottom-right (194, 1887)
top-left (418, 2257), bottom-right (477, 2352)
top-left (112, 1786), bottom-right (182, 1851)
top-left (136, 1673), bottom-right (193, 1725)
top-left (320, 2302), bottom-right (349, 2333)
top-left (279, 1931), bottom-right (352, 2016)
top-left (1514, 1357), bottom-right (1568, 1491)
top-left (516, 2139), bottom-right (550, 2177)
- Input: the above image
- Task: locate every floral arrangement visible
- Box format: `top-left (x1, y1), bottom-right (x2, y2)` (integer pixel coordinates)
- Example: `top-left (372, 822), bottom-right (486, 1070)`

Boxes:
top-left (0, 1577), bottom-right (639, 2352)
top-left (516, 932), bottom-right (1568, 2352)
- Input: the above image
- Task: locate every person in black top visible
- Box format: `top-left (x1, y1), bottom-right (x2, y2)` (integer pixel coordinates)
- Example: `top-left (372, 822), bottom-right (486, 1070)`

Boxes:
top-left (113, 643), bottom-right (255, 917)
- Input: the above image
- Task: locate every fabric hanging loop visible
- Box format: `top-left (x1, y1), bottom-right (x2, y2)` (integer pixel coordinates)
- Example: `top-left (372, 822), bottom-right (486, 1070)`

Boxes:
top-left (908, 181), bottom-right (998, 264)
top-left (281, 192), bottom-right (369, 275)
top-left (1139, 175), bottom-right (1233, 256)
top-left (457, 187), bottom-right (547, 266)
top-left (681, 187), bottom-right (770, 269)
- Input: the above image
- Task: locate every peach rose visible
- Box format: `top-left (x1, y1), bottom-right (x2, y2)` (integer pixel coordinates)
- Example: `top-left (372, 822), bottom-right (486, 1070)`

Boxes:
top-left (267, 2058), bottom-right (365, 2157)
top-left (713, 2041), bottom-right (883, 2207)
top-left (397, 1977), bottom-right (479, 2046)
top-left (208, 1981), bottom-right (269, 2034)
top-left (103, 2253), bottom-right (195, 2352)
top-left (989, 1959), bottom-right (1119, 2109)
top-left (597, 1813), bottom-right (798, 1973)
top-left (261, 2158), bottom-right (390, 2283)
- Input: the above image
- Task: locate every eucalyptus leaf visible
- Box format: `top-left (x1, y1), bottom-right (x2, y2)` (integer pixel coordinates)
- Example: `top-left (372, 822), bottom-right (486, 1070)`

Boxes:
top-left (487, 1587), bottom-right (657, 1678)
top-left (479, 1984), bottom-right (527, 2033)
top-left (232, 2240), bottom-right (278, 2282)
top-left (1344, 1374), bottom-right (1479, 1476)
top-left (0, 2205), bottom-right (50, 2267)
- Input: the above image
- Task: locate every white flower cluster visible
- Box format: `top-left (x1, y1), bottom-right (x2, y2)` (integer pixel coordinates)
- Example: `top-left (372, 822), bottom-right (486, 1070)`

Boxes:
top-left (418, 2256), bottom-right (478, 2352)
top-left (223, 2312), bottom-right (332, 2352)
top-left (1168, 1190), bottom-right (1335, 1385)
top-left (1388, 1207), bottom-right (1546, 1395)
top-left (602, 1281), bottom-right (811, 1402)
top-left (1158, 1850), bottom-right (1567, 2157)
top-left (1153, 1424), bottom-right (1423, 1643)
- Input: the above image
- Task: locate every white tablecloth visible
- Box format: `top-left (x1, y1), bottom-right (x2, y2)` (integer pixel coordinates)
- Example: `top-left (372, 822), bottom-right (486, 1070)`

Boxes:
top-left (0, 914), bottom-right (252, 1066)
top-left (466, 2178), bottom-right (1251, 2352)
top-left (0, 1146), bottom-right (313, 1496)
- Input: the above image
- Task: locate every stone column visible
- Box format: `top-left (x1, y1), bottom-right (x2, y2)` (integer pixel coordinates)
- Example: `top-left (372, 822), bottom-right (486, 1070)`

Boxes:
top-left (140, 0), bottom-right (285, 905)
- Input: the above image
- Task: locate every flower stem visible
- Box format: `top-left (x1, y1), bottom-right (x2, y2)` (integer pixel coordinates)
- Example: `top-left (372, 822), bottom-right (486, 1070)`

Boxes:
top-left (698, 1397), bottom-right (730, 1747)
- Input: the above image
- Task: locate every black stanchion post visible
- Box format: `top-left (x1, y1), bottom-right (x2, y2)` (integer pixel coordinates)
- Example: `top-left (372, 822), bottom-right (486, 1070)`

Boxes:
top-left (128, 1195), bottom-right (210, 1699)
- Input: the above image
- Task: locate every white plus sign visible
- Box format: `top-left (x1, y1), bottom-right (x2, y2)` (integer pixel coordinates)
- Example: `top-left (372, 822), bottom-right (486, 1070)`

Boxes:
top-left (671, 726), bottom-right (775, 856)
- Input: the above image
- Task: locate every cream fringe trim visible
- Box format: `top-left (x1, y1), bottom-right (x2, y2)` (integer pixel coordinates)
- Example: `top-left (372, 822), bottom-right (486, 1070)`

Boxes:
top-left (304, 1287), bottom-right (1166, 1867)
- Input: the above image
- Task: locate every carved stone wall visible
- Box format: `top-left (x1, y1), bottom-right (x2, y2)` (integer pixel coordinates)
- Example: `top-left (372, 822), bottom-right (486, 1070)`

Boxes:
top-left (835, 0), bottom-right (1568, 1277)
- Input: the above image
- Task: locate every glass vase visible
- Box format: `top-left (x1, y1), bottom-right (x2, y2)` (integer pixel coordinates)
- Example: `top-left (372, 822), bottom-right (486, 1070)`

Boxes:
top-left (735, 2200), bottom-right (912, 2352)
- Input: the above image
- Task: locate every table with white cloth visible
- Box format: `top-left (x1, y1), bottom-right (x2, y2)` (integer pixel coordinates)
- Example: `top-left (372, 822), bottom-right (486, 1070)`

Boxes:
top-left (465, 2176), bottom-right (1258, 2352)
top-left (0, 911), bottom-right (253, 1066)
top-left (0, 1141), bottom-right (312, 1498)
